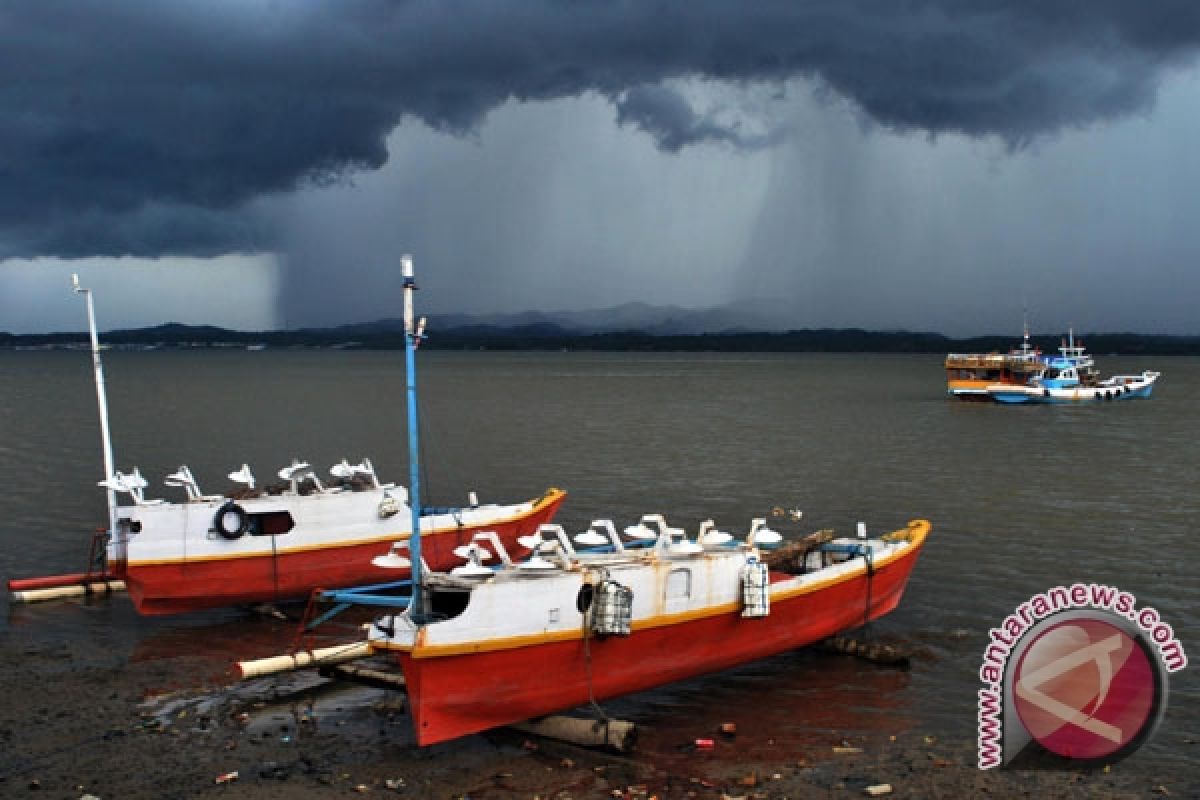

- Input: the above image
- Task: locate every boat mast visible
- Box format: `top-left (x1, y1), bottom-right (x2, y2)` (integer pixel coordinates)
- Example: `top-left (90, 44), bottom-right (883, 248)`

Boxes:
top-left (73, 274), bottom-right (118, 540)
top-left (401, 256), bottom-right (427, 617)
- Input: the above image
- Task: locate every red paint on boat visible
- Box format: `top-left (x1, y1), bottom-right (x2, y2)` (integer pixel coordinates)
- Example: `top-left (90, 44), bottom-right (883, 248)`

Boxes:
top-left (393, 534), bottom-right (924, 746)
top-left (124, 489), bottom-right (565, 615)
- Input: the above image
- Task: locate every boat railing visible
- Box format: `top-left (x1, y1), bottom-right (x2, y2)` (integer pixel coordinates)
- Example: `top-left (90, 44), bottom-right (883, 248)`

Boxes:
top-left (1106, 372), bottom-right (1158, 385)
top-left (277, 461), bottom-right (325, 494)
top-left (697, 519), bottom-right (736, 549)
top-left (945, 353), bottom-right (1045, 370)
top-left (747, 518), bottom-right (783, 548)
top-left (99, 468), bottom-right (165, 506)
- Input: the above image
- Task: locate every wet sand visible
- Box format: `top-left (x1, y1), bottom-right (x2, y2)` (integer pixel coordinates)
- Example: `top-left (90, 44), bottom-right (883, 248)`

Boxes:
top-left (1, 627), bottom-right (1192, 800)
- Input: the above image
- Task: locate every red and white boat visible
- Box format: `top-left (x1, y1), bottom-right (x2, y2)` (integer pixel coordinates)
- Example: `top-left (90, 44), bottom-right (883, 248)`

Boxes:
top-left (101, 464), bottom-right (565, 615)
top-left (367, 514), bottom-right (930, 746)
top-left (6, 266), bottom-right (565, 615)
top-left (311, 259), bottom-right (929, 746)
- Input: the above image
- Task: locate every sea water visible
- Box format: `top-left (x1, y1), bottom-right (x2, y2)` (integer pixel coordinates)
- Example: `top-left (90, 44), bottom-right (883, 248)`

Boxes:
top-left (0, 349), bottom-right (1196, 774)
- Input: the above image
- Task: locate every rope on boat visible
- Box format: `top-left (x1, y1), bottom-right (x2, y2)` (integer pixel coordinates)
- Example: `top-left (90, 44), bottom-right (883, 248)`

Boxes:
top-left (861, 544), bottom-right (875, 635)
top-left (582, 622), bottom-right (610, 724)
top-left (881, 522), bottom-right (918, 543)
top-left (579, 568), bottom-right (616, 740)
top-left (271, 531), bottom-right (281, 605)
top-left (581, 597), bottom-right (612, 740)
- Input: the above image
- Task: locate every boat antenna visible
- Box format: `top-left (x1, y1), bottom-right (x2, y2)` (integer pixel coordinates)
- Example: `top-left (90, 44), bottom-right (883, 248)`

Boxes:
top-left (73, 274), bottom-right (119, 541)
top-left (401, 255), bottom-right (427, 618)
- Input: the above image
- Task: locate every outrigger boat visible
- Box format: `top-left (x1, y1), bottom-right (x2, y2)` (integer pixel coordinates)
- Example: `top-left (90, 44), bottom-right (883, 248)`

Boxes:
top-left (985, 331), bottom-right (1160, 404)
top-left (295, 257), bottom-right (931, 747)
top-left (89, 466), bottom-right (563, 615)
top-left (365, 516), bottom-right (930, 745)
top-left (6, 268), bottom-right (564, 615)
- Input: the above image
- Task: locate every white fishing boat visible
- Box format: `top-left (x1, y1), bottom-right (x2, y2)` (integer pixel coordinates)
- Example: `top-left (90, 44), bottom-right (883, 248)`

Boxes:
top-left (6, 265), bottom-right (565, 615)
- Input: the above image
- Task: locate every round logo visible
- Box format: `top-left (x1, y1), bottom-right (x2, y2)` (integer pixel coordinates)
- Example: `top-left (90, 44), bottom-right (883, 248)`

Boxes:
top-left (1012, 617), bottom-right (1160, 761)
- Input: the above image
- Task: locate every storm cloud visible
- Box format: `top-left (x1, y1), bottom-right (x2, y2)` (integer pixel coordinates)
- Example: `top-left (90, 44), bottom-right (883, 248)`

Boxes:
top-left (4, 1), bottom-right (1200, 261)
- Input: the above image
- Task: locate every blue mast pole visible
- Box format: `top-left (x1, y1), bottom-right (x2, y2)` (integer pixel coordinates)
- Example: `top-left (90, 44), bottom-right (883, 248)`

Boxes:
top-left (401, 255), bottom-right (426, 618)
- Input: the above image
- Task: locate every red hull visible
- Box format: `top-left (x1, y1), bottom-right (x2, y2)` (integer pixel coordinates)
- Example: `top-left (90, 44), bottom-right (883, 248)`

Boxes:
top-left (124, 490), bottom-right (565, 615)
top-left (394, 532), bottom-right (925, 746)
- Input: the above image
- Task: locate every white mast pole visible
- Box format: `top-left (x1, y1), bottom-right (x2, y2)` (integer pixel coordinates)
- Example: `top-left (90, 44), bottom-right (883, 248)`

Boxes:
top-left (73, 274), bottom-right (118, 539)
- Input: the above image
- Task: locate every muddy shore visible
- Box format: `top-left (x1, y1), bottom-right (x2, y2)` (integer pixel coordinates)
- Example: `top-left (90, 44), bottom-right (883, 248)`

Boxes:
top-left (2, 618), bottom-right (1193, 800)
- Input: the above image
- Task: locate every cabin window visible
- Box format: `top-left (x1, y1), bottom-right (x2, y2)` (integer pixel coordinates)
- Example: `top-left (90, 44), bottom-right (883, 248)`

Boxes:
top-left (428, 587), bottom-right (470, 620)
top-left (666, 568), bottom-right (691, 601)
top-left (249, 511), bottom-right (295, 536)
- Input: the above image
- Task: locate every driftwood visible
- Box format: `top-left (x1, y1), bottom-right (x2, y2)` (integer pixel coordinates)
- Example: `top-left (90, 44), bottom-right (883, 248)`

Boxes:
top-left (762, 529), bottom-right (835, 573)
top-left (319, 663), bottom-right (409, 691)
top-left (509, 715), bottom-right (638, 753)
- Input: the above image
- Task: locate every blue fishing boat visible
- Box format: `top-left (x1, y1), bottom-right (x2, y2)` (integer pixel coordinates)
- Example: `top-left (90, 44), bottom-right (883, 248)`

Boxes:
top-left (986, 332), bottom-right (1160, 404)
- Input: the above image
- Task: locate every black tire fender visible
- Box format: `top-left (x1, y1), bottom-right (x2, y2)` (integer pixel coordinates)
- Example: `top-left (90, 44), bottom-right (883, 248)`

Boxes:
top-left (214, 502), bottom-right (248, 539)
top-left (576, 583), bottom-right (595, 614)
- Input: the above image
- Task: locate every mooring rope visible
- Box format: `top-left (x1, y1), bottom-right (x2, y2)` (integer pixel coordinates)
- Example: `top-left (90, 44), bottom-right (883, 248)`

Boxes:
top-left (271, 531), bottom-right (280, 605)
top-left (861, 545), bottom-right (875, 636)
top-left (580, 575), bottom-right (613, 745)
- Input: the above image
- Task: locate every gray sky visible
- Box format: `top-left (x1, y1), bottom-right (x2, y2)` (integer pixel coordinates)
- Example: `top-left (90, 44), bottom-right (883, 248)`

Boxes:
top-left (3, 2), bottom-right (1199, 335)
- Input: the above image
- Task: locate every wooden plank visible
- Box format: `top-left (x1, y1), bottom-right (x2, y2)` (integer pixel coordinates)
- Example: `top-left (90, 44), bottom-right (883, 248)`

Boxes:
top-left (320, 663), bottom-right (409, 691)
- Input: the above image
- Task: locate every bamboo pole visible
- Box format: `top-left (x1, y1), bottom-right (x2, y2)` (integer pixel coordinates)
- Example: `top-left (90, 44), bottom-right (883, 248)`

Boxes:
top-left (823, 635), bottom-right (910, 667)
top-left (10, 580), bottom-right (126, 604)
top-left (235, 641), bottom-right (372, 680)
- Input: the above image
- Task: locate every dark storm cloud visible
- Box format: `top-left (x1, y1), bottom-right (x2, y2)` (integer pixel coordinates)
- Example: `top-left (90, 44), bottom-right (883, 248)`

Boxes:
top-left (615, 85), bottom-right (784, 151)
top-left (4, 1), bottom-right (1199, 259)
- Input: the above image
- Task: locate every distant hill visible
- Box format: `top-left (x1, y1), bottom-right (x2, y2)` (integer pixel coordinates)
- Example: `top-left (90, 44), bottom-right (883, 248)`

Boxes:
top-left (323, 300), bottom-right (787, 337)
top-left (4, 303), bottom-right (1199, 354)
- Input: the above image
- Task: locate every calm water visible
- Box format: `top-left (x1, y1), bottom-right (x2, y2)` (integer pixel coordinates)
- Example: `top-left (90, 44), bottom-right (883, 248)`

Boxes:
top-left (1, 350), bottom-right (1197, 774)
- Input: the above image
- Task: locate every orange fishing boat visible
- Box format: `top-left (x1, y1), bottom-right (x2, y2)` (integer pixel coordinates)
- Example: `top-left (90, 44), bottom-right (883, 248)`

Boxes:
top-left (945, 323), bottom-right (1043, 400)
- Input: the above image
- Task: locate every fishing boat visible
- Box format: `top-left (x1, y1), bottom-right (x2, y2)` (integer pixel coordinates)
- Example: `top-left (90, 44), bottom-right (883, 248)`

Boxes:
top-left (985, 332), bottom-right (1160, 404)
top-left (365, 515), bottom-right (930, 746)
top-left (944, 324), bottom-right (1045, 400)
top-left (275, 257), bottom-right (929, 747)
top-left (5, 267), bottom-right (565, 615)
top-left (96, 465), bottom-right (564, 615)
